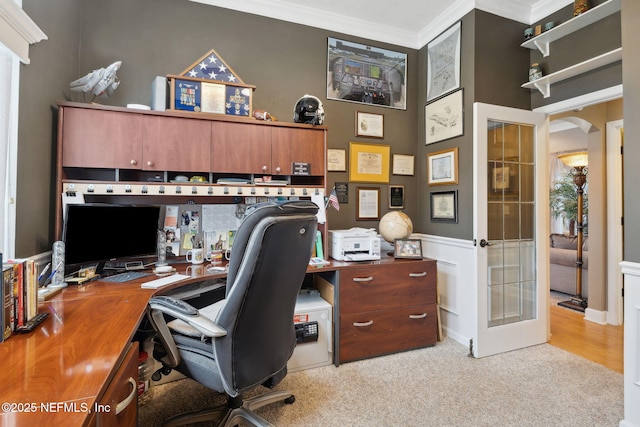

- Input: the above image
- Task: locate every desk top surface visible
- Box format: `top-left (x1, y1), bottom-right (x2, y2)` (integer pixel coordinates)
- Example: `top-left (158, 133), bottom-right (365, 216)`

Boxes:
top-left (0, 256), bottom-right (432, 426)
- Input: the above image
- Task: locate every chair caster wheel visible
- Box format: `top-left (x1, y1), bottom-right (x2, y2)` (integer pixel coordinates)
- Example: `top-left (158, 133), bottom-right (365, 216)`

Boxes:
top-left (284, 395), bottom-right (295, 404)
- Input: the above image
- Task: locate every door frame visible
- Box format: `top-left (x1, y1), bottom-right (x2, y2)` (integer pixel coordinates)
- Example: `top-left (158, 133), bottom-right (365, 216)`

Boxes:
top-left (606, 119), bottom-right (624, 325)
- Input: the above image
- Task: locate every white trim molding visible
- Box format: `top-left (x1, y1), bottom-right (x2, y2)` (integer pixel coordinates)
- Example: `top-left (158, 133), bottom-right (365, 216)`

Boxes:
top-left (0, 0), bottom-right (47, 64)
top-left (620, 261), bottom-right (640, 427)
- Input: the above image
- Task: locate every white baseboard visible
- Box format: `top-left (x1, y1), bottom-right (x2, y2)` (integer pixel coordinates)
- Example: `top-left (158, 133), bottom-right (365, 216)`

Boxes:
top-left (584, 307), bottom-right (607, 325)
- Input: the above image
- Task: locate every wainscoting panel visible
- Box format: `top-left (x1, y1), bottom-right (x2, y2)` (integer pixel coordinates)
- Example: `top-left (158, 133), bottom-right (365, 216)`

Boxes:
top-left (621, 261), bottom-right (640, 427)
top-left (415, 233), bottom-right (475, 347)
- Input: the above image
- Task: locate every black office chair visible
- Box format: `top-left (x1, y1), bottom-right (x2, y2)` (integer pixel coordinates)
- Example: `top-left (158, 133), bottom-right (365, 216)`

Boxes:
top-left (147, 200), bottom-right (319, 426)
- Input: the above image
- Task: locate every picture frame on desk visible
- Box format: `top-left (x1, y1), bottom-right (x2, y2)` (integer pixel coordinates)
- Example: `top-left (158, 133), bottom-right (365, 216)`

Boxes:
top-left (394, 238), bottom-right (423, 259)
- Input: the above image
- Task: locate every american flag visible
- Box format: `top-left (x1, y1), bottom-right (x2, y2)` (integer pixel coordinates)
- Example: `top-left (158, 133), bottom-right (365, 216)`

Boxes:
top-left (327, 187), bottom-right (340, 211)
top-left (184, 51), bottom-right (243, 84)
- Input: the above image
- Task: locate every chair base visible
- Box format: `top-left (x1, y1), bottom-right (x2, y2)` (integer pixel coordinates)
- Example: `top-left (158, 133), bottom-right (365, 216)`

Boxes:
top-left (163, 390), bottom-right (295, 427)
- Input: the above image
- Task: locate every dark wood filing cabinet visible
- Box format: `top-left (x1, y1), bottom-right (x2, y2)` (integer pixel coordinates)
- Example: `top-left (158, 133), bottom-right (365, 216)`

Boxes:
top-left (337, 258), bottom-right (437, 363)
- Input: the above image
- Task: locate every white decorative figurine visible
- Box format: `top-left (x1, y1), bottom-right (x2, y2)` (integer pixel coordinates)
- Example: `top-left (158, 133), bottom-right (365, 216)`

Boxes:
top-left (70, 61), bottom-right (122, 101)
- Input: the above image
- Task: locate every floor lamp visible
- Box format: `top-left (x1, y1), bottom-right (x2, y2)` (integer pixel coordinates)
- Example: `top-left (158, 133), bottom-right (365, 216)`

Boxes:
top-left (557, 151), bottom-right (588, 312)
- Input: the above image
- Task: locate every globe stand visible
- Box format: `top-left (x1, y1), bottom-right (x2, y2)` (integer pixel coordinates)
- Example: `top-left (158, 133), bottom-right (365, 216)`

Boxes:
top-left (379, 212), bottom-right (413, 257)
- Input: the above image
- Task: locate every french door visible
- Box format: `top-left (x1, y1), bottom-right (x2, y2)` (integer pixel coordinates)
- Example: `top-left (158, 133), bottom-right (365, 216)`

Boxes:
top-left (473, 103), bottom-right (548, 358)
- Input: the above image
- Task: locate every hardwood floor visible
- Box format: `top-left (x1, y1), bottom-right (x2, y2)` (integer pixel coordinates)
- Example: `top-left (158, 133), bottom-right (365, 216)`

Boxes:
top-left (549, 304), bottom-right (624, 373)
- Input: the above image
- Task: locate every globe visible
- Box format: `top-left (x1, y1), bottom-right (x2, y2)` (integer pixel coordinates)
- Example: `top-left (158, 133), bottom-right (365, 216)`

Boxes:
top-left (379, 211), bottom-right (413, 243)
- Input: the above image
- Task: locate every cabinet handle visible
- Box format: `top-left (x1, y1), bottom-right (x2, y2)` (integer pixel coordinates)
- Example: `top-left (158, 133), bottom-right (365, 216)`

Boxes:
top-left (409, 272), bottom-right (427, 277)
top-left (275, 166), bottom-right (281, 173)
top-left (130, 159), bottom-right (137, 166)
top-left (115, 377), bottom-right (137, 415)
top-left (147, 161), bottom-right (154, 167)
top-left (262, 165), bottom-right (268, 172)
top-left (409, 313), bottom-right (427, 319)
top-left (353, 320), bottom-right (373, 327)
top-left (352, 276), bottom-right (373, 282)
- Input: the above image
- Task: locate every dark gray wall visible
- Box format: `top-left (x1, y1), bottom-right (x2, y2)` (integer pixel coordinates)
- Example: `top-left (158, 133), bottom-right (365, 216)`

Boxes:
top-left (528, 1), bottom-right (622, 109)
top-left (16, 0), bottom-right (418, 256)
top-left (416, 10), bottom-right (530, 239)
top-left (19, 0), bottom-right (81, 256)
top-left (622, 0), bottom-right (640, 263)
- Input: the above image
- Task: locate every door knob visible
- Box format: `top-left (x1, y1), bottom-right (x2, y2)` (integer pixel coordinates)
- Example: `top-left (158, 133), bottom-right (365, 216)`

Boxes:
top-left (479, 239), bottom-right (493, 247)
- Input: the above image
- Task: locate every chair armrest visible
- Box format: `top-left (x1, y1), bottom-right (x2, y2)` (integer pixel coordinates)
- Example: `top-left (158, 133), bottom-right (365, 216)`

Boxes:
top-left (149, 296), bottom-right (227, 338)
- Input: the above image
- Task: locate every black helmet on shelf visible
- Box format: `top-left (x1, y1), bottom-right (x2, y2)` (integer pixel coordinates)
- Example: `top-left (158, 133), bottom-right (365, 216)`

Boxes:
top-left (293, 94), bottom-right (325, 125)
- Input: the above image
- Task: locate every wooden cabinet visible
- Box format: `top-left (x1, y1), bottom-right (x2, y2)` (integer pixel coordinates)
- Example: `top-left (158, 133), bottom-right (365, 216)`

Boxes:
top-left (94, 342), bottom-right (139, 427)
top-left (211, 122), bottom-right (325, 176)
top-left (338, 259), bottom-right (437, 363)
top-left (211, 121), bottom-right (272, 173)
top-left (61, 107), bottom-right (142, 169)
top-left (142, 115), bottom-right (211, 172)
top-left (271, 127), bottom-right (325, 176)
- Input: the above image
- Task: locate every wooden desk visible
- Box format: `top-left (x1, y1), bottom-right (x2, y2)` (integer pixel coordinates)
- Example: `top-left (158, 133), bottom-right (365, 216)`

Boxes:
top-left (0, 265), bottom-right (223, 427)
top-left (0, 256), bottom-right (436, 426)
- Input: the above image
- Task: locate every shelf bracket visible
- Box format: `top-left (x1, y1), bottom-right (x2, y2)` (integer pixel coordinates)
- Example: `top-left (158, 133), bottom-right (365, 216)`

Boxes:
top-left (532, 79), bottom-right (550, 99)
top-left (532, 39), bottom-right (549, 58)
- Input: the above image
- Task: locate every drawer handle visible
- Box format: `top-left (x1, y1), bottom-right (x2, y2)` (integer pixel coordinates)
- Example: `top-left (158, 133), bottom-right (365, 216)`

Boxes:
top-left (409, 313), bottom-right (427, 319)
top-left (353, 320), bottom-right (374, 327)
top-left (115, 377), bottom-right (137, 415)
top-left (409, 272), bottom-right (427, 277)
top-left (352, 276), bottom-right (374, 282)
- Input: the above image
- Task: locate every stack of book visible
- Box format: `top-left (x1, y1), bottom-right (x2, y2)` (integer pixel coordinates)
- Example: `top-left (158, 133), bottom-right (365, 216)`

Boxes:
top-left (1, 253), bottom-right (43, 342)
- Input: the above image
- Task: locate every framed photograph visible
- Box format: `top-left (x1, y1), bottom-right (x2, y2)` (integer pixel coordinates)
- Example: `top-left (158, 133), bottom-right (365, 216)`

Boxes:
top-left (492, 165), bottom-right (511, 191)
top-left (327, 37), bottom-right (407, 110)
top-left (427, 147), bottom-right (458, 186)
top-left (392, 154), bottom-right (415, 176)
top-left (430, 190), bottom-right (458, 223)
top-left (356, 187), bottom-right (380, 220)
top-left (425, 88), bottom-right (463, 144)
top-left (394, 238), bottom-right (423, 259)
top-left (427, 21), bottom-right (461, 101)
top-left (355, 111), bottom-right (384, 138)
top-left (327, 149), bottom-right (347, 172)
top-left (389, 185), bottom-right (405, 209)
top-left (349, 142), bottom-right (390, 183)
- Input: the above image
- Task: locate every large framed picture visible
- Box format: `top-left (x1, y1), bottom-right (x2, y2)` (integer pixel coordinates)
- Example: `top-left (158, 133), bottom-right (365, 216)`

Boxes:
top-left (430, 190), bottom-right (458, 223)
top-left (427, 22), bottom-right (461, 101)
top-left (394, 238), bottom-right (423, 259)
top-left (349, 142), bottom-right (390, 183)
top-left (327, 37), bottom-right (407, 110)
top-left (427, 147), bottom-right (458, 186)
top-left (425, 88), bottom-right (463, 144)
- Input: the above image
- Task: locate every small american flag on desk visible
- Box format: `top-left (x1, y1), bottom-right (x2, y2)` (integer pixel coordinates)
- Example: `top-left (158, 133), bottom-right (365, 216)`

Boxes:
top-left (327, 187), bottom-right (340, 211)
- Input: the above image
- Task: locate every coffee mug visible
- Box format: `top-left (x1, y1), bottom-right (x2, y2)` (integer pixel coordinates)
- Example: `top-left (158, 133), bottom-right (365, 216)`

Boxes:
top-left (207, 249), bottom-right (231, 265)
top-left (186, 248), bottom-right (204, 264)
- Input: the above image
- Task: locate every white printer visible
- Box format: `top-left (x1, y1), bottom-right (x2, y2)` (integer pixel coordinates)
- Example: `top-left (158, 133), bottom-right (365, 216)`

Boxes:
top-left (328, 228), bottom-right (381, 261)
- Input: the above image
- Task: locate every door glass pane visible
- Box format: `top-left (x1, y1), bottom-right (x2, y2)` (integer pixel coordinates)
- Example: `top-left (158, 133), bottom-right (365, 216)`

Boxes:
top-left (486, 120), bottom-right (537, 328)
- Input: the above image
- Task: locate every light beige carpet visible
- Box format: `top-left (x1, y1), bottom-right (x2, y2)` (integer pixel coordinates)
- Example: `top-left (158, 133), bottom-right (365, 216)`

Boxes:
top-left (138, 338), bottom-right (623, 426)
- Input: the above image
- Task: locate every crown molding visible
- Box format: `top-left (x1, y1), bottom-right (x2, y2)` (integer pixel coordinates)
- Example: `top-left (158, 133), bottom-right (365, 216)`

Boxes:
top-left (189, 0), bottom-right (420, 48)
top-left (189, 0), bottom-right (573, 50)
top-left (0, 0), bottom-right (47, 64)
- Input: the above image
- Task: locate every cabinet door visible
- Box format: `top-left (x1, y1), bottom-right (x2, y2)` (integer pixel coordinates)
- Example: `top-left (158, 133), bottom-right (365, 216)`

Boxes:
top-left (142, 116), bottom-right (211, 171)
top-left (96, 342), bottom-right (138, 427)
top-left (211, 122), bottom-right (272, 173)
top-left (271, 127), bottom-right (325, 176)
top-left (62, 108), bottom-right (142, 169)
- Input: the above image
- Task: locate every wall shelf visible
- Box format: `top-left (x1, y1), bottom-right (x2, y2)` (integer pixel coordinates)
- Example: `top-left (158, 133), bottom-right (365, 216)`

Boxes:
top-left (522, 47), bottom-right (622, 98)
top-left (521, 0), bottom-right (620, 57)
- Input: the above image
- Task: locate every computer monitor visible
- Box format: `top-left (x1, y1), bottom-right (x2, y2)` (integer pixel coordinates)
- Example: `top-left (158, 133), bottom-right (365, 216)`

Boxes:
top-left (63, 203), bottom-right (161, 274)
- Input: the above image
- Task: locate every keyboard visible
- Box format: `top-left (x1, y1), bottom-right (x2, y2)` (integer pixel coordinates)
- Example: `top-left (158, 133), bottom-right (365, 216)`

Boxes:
top-left (102, 271), bottom-right (151, 283)
top-left (141, 274), bottom-right (190, 289)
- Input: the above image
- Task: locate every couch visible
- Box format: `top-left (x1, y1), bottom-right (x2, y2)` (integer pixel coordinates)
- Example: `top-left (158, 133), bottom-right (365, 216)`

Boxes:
top-left (549, 233), bottom-right (588, 297)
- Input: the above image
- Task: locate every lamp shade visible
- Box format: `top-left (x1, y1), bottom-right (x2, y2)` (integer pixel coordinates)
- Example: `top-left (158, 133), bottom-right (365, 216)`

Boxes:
top-left (558, 151), bottom-right (588, 168)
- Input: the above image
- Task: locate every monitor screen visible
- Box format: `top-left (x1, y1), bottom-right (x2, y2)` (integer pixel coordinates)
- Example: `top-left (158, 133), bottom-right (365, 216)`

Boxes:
top-left (63, 203), bottom-right (161, 272)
